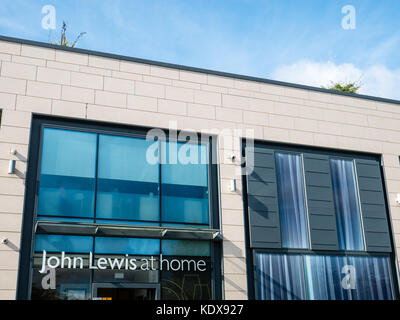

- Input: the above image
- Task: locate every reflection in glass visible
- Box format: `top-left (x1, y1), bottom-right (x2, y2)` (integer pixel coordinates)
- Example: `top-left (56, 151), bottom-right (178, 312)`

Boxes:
top-left (96, 134), bottom-right (159, 223)
top-left (255, 253), bottom-right (394, 300)
top-left (34, 235), bottom-right (93, 253)
top-left (161, 141), bottom-right (209, 225)
top-left (93, 255), bottom-right (159, 283)
top-left (31, 253), bottom-right (91, 300)
top-left (304, 255), bottom-right (350, 300)
top-left (330, 159), bottom-right (364, 251)
top-left (255, 253), bottom-right (305, 300)
top-left (347, 256), bottom-right (393, 300)
top-left (161, 257), bottom-right (211, 300)
top-left (95, 237), bottom-right (160, 255)
top-left (162, 240), bottom-right (210, 256)
top-left (275, 153), bottom-right (309, 249)
top-left (37, 128), bottom-right (97, 219)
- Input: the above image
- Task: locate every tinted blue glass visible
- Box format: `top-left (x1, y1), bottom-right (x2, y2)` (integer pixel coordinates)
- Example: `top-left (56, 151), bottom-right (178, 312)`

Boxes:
top-left (161, 223), bottom-right (209, 229)
top-left (162, 240), bottom-right (210, 256)
top-left (96, 134), bottom-right (160, 223)
top-left (275, 153), bottom-right (309, 249)
top-left (330, 159), bottom-right (364, 251)
top-left (347, 256), bottom-right (393, 300)
top-left (95, 237), bottom-right (160, 255)
top-left (34, 235), bottom-right (93, 253)
top-left (36, 216), bottom-right (94, 223)
top-left (255, 253), bottom-right (305, 300)
top-left (304, 255), bottom-right (350, 300)
top-left (37, 128), bottom-right (97, 219)
top-left (161, 141), bottom-right (209, 225)
top-left (96, 219), bottom-right (159, 226)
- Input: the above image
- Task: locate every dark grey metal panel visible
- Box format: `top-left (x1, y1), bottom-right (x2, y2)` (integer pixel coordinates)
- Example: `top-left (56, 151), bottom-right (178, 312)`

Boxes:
top-left (248, 209), bottom-right (280, 227)
top-left (356, 159), bottom-right (392, 252)
top-left (308, 230), bottom-right (339, 250)
top-left (246, 147), bottom-right (281, 249)
top-left (247, 167), bottom-right (275, 182)
top-left (303, 153), bottom-right (339, 250)
top-left (247, 180), bottom-right (278, 196)
top-left (247, 195), bottom-right (279, 212)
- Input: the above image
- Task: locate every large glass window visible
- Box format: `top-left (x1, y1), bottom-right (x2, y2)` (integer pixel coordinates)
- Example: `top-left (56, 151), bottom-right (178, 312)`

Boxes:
top-left (161, 239), bottom-right (211, 300)
top-left (275, 153), bottom-right (309, 249)
top-left (96, 134), bottom-right (159, 222)
top-left (256, 253), bottom-right (394, 300)
top-left (255, 253), bottom-right (305, 300)
top-left (30, 123), bottom-right (218, 301)
top-left (304, 255), bottom-right (350, 300)
top-left (34, 235), bottom-right (93, 253)
top-left (37, 128), bottom-right (97, 219)
top-left (347, 256), bottom-right (393, 300)
top-left (31, 233), bottom-right (212, 300)
top-left (94, 237), bottom-right (160, 255)
top-left (330, 159), bottom-right (364, 251)
top-left (161, 141), bottom-right (209, 225)
top-left (250, 144), bottom-right (396, 300)
top-left (37, 128), bottom-right (211, 227)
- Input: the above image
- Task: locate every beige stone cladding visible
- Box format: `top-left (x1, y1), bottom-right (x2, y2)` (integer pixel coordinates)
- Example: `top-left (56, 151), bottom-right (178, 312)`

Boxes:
top-left (1, 38), bottom-right (400, 300)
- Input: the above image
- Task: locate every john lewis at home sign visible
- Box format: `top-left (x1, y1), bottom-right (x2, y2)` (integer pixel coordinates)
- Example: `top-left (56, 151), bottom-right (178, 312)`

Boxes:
top-left (39, 250), bottom-right (207, 273)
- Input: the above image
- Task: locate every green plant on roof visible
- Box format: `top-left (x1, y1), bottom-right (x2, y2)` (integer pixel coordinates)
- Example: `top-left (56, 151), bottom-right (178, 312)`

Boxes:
top-left (54, 21), bottom-right (86, 48)
top-left (322, 81), bottom-right (361, 93)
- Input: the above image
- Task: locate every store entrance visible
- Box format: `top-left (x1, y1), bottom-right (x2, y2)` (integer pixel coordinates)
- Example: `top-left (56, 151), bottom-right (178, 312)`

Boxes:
top-left (93, 283), bottom-right (160, 300)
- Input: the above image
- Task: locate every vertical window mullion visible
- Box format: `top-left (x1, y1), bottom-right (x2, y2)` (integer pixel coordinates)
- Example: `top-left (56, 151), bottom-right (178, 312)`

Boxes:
top-left (352, 159), bottom-right (367, 252)
top-left (300, 154), bottom-right (312, 250)
top-left (159, 139), bottom-right (162, 226)
top-left (94, 134), bottom-right (100, 223)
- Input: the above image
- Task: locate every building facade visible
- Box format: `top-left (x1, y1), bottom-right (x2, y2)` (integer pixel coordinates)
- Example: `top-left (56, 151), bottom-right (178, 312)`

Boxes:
top-left (0, 36), bottom-right (400, 300)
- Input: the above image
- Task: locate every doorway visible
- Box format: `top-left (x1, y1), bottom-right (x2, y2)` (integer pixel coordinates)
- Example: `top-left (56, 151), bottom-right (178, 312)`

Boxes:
top-left (92, 283), bottom-right (160, 300)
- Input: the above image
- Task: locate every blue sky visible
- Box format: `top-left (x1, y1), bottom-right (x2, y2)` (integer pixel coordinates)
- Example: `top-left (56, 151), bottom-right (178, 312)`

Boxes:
top-left (1, 0), bottom-right (399, 99)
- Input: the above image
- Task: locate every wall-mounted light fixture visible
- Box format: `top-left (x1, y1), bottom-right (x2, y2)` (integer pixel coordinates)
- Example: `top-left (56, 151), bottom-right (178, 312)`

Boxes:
top-left (8, 149), bottom-right (17, 174)
top-left (396, 194), bottom-right (400, 205)
top-left (229, 179), bottom-right (236, 192)
top-left (1, 238), bottom-right (8, 245)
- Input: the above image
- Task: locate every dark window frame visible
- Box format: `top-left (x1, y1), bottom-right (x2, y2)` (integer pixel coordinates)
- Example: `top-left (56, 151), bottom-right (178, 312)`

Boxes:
top-left (17, 114), bottom-right (222, 300)
top-left (36, 124), bottom-right (212, 226)
top-left (252, 249), bottom-right (397, 300)
top-left (242, 139), bottom-right (400, 300)
top-left (329, 157), bottom-right (366, 251)
top-left (274, 151), bottom-right (310, 250)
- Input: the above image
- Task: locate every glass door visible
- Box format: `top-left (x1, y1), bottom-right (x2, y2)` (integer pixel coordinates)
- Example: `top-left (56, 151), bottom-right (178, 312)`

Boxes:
top-left (92, 283), bottom-right (160, 300)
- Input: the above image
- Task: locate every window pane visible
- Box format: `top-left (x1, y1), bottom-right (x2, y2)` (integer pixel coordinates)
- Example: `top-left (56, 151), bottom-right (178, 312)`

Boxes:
top-left (347, 256), bottom-right (393, 300)
top-left (96, 135), bottom-right (159, 222)
top-left (36, 216), bottom-right (93, 223)
top-left (330, 159), bottom-right (364, 251)
top-left (162, 240), bottom-right (210, 256)
top-left (93, 256), bottom-right (159, 283)
top-left (96, 219), bottom-right (159, 226)
top-left (304, 255), bottom-right (350, 300)
top-left (37, 128), bottom-right (97, 219)
top-left (161, 257), bottom-right (211, 300)
top-left (31, 263), bottom-right (91, 300)
top-left (94, 237), bottom-right (160, 255)
top-left (275, 153), bottom-right (309, 249)
top-left (34, 235), bottom-right (93, 253)
top-left (255, 253), bottom-right (305, 300)
top-left (161, 141), bottom-right (209, 225)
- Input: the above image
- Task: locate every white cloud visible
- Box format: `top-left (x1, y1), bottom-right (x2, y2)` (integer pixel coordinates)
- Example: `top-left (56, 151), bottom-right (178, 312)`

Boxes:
top-left (270, 60), bottom-right (400, 101)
